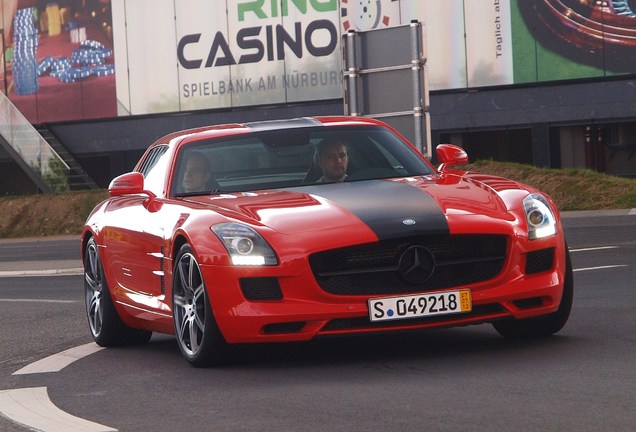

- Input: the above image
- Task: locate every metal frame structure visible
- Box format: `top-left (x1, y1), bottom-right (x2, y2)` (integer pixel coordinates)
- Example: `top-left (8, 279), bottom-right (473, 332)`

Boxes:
top-left (342, 20), bottom-right (430, 157)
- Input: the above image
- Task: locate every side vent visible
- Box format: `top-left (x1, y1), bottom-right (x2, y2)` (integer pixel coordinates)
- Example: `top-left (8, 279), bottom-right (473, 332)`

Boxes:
top-left (160, 246), bottom-right (165, 294)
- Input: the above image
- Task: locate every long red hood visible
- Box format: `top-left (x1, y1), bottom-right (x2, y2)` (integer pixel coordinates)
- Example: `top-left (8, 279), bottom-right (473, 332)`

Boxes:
top-left (183, 174), bottom-right (525, 237)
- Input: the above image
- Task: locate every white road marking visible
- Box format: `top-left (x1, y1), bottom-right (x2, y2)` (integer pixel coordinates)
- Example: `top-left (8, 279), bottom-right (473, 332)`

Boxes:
top-left (569, 246), bottom-right (627, 271)
top-left (0, 387), bottom-right (117, 432)
top-left (0, 298), bottom-right (78, 304)
top-left (0, 268), bottom-right (83, 278)
top-left (570, 246), bottom-right (629, 272)
top-left (570, 246), bottom-right (619, 252)
top-left (0, 260), bottom-right (82, 278)
top-left (574, 265), bottom-right (628, 272)
top-left (13, 342), bottom-right (104, 375)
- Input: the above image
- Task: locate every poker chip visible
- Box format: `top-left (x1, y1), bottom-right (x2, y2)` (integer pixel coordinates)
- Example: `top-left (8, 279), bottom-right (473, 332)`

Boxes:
top-left (51, 57), bottom-right (72, 72)
top-left (49, 69), bottom-right (63, 79)
top-left (57, 73), bottom-right (77, 83)
top-left (52, 67), bottom-right (92, 83)
top-left (91, 64), bottom-right (115, 76)
top-left (27, 34), bottom-right (114, 84)
top-left (72, 47), bottom-right (113, 66)
top-left (12, 8), bottom-right (38, 95)
top-left (67, 67), bottom-right (92, 80)
top-left (80, 40), bottom-right (106, 50)
top-left (37, 56), bottom-right (54, 76)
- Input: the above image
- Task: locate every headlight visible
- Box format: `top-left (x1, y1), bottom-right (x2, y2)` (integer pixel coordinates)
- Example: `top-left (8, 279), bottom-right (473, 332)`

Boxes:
top-left (523, 194), bottom-right (557, 240)
top-left (211, 223), bottom-right (278, 266)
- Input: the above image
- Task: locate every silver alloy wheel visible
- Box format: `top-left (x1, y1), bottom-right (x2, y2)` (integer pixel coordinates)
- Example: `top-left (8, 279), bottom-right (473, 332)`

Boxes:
top-left (84, 239), bottom-right (103, 338)
top-left (83, 237), bottom-right (152, 347)
top-left (173, 252), bottom-right (207, 357)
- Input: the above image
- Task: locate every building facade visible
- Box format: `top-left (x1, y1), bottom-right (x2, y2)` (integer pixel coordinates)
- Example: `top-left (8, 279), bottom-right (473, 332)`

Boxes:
top-left (1, 0), bottom-right (635, 193)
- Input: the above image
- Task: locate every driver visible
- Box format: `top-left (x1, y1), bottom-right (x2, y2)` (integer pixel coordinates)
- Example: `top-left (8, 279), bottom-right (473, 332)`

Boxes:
top-left (181, 151), bottom-right (212, 193)
top-left (315, 137), bottom-right (349, 183)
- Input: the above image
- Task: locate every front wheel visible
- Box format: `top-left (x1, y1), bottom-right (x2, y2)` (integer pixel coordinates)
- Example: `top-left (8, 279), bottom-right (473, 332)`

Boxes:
top-left (84, 237), bottom-right (152, 346)
top-left (492, 247), bottom-right (574, 339)
top-left (172, 244), bottom-right (230, 367)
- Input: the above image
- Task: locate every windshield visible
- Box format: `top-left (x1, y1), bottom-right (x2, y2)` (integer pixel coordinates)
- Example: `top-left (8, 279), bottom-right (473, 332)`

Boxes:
top-left (172, 125), bottom-right (434, 196)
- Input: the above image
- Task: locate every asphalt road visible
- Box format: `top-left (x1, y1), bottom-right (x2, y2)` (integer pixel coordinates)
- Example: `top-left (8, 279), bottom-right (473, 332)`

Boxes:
top-left (0, 210), bottom-right (634, 432)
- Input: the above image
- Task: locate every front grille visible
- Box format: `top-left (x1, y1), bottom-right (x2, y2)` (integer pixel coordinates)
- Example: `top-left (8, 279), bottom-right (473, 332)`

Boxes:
top-left (309, 235), bottom-right (507, 296)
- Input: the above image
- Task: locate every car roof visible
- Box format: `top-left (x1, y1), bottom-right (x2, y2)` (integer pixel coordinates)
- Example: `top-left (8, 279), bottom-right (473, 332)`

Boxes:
top-left (153, 116), bottom-right (389, 147)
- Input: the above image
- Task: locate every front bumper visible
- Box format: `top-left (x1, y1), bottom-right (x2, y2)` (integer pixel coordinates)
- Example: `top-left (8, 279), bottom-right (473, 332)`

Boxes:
top-left (203, 237), bottom-right (567, 344)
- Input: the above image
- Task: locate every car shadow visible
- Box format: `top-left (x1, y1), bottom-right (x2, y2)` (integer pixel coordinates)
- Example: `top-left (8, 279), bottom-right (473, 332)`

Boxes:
top-left (137, 325), bottom-right (580, 370)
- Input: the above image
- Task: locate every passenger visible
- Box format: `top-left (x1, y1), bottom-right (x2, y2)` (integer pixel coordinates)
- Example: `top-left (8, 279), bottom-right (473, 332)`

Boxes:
top-left (315, 137), bottom-right (349, 183)
top-left (181, 151), bottom-right (213, 193)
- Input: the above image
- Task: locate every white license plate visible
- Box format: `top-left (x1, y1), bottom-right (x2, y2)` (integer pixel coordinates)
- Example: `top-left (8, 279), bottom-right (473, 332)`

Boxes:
top-left (368, 290), bottom-right (472, 322)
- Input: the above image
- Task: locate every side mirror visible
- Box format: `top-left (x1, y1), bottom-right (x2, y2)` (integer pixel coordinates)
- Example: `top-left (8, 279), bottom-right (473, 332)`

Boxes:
top-left (436, 144), bottom-right (468, 171)
top-left (109, 172), bottom-right (149, 197)
top-left (108, 172), bottom-right (161, 211)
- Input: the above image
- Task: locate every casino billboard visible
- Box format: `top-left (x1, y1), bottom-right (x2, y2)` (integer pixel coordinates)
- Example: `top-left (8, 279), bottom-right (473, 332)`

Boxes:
top-left (1, 0), bottom-right (635, 123)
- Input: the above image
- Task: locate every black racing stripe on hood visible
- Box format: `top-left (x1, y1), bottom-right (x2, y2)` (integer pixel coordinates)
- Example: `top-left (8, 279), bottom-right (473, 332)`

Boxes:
top-left (289, 180), bottom-right (449, 240)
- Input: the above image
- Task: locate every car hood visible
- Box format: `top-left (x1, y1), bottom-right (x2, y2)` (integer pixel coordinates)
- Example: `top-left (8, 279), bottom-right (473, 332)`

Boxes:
top-left (184, 175), bottom-right (523, 238)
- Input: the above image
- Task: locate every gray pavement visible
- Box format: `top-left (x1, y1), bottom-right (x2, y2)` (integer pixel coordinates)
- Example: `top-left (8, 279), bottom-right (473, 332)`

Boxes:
top-left (0, 235), bottom-right (82, 277)
top-left (0, 260), bottom-right (82, 276)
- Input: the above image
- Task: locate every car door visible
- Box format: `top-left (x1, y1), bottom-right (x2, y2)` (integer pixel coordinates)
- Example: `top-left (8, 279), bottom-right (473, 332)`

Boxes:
top-left (103, 146), bottom-right (172, 301)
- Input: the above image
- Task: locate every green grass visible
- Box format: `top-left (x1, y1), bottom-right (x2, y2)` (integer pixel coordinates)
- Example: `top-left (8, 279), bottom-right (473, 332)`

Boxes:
top-left (466, 160), bottom-right (636, 211)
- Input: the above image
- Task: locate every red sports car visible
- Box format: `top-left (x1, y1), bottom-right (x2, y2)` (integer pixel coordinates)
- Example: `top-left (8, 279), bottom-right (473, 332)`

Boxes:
top-left (81, 116), bottom-right (573, 367)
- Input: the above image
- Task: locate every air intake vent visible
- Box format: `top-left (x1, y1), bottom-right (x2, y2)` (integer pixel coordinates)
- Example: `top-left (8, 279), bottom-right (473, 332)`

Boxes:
top-left (525, 248), bottom-right (555, 275)
top-left (240, 277), bottom-right (283, 301)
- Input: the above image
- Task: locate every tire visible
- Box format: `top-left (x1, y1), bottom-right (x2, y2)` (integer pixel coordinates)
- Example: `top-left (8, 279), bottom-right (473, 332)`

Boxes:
top-left (493, 246), bottom-right (574, 339)
top-left (84, 237), bottom-right (152, 346)
top-left (172, 244), bottom-right (230, 367)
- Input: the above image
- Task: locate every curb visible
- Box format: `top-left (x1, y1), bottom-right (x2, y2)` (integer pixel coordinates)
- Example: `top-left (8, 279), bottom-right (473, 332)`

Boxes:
top-left (560, 208), bottom-right (636, 218)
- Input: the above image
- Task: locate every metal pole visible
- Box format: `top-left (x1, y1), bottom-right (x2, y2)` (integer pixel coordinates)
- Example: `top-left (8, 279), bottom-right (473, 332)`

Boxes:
top-left (410, 20), bottom-right (425, 155)
top-left (345, 30), bottom-right (360, 116)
